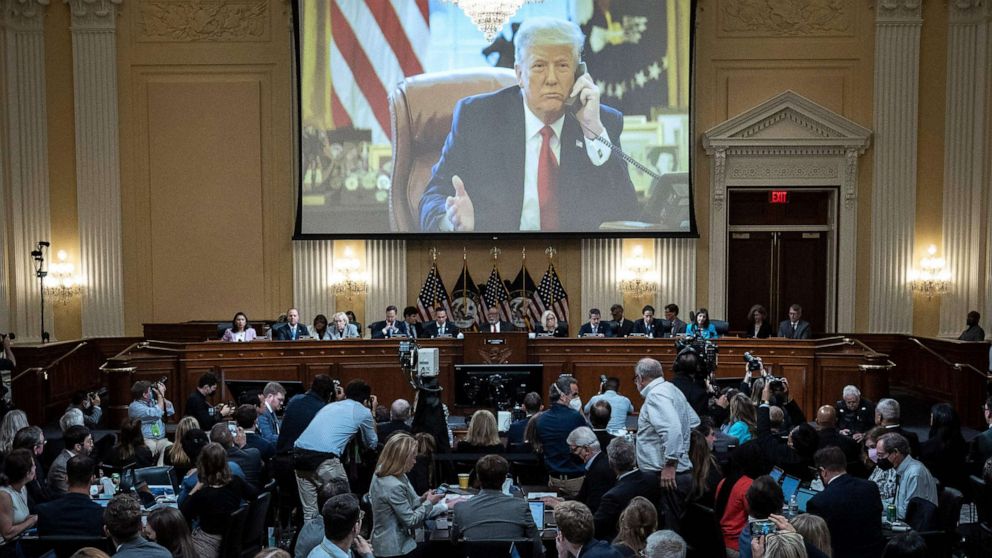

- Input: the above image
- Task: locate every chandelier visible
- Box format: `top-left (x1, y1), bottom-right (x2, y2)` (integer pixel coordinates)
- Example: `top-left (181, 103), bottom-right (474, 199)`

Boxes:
top-left (44, 250), bottom-right (82, 305)
top-left (909, 244), bottom-right (951, 300)
top-left (618, 245), bottom-right (657, 298)
top-left (446, 0), bottom-right (543, 42)
top-left (331, 246), bottom-right (368, 301)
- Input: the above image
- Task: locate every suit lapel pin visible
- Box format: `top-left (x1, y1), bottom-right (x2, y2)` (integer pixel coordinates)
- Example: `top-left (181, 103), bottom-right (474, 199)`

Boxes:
top-left (575, 139), bottom-right (583, 148)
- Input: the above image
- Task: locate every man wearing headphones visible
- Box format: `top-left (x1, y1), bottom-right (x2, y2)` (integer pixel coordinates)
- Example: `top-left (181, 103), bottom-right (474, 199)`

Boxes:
top-left (534, 376), bottom-right (587, 497)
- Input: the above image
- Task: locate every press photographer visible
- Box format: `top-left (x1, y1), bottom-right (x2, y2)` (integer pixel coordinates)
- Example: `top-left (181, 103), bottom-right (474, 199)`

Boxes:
top-left (743, 354), bottom-right (807, 431)
top-left (671, 334), bottom-right (718, 417)
top-left (66, 387), bottom-right (107, 429)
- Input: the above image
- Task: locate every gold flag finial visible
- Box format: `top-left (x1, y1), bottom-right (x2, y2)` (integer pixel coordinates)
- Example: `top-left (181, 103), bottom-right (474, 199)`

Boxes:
top-left (430, 246), bottom-right (439, 262)
top-left (522, 247), bottom-right (527, 261)
top-left (463, 247), bottom-right (467, 260)
top-left (490, 246), bottom-right (501, 262)
top-left (545, 246), bottom-right (557, 260)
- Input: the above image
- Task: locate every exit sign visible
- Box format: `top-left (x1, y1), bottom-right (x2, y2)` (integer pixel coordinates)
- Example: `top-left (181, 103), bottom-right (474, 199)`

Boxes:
top-left (769, 191), bottom-right (789, 204)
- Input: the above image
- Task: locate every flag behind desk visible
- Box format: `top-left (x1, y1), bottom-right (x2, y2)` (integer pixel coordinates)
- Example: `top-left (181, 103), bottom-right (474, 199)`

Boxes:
top-left (482, 266), bottom-right (513, 323)
top-left (533, 263), bottom-right (570, 325)
top-left (451, 262), bottom-right (481, 332)
top-left (508, 265), bottom-right (539, 330)
top-left (417, 262), bottom-right (450, 323)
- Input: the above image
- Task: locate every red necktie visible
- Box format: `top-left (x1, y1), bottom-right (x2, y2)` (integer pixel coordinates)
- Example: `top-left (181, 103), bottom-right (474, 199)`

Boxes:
top-left (538, 126), bottom-right (559, 230)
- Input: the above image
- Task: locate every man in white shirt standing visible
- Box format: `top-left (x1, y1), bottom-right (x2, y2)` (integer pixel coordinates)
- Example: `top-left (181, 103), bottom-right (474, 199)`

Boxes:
top-left (633, 357), bottom-right (699, 531)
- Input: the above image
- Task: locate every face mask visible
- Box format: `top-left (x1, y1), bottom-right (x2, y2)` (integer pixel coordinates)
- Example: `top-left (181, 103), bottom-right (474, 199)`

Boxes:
top-left (875, 456), bottom-right (894, 471)
top-left (868, 447), bottom-right (878, 463)
top-left (569, 397), bottom-right (582, 412)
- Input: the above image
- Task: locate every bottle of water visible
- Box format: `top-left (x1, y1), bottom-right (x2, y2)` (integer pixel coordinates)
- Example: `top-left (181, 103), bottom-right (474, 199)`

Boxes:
top-left (788, 492), bottom-right (798, 515)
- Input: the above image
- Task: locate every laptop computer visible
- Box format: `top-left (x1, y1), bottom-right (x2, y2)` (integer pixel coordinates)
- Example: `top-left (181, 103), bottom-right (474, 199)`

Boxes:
top-left (770, 466), bottom-right (784, 482)
top-left (795, 487), bottom-right (817, 513)
top-left (529, 501), bottom-right (545, 530)
top-left (781, 474), bottom-right (801, 503)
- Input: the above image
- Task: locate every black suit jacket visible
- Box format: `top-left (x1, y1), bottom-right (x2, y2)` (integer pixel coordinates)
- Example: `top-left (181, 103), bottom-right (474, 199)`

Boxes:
top-left (420, 86), bottom-right (638, 232)
top-left (423, 321), bottom-right (459, 338)
top-left (227, 446), bottom-right (264, 488)
top-left (482, 320), bottom-right (516, 333)
top-left (631, 319), bottom-right (661, 337)
top-left (377, 420), bottom-right (412, 444)
top-left (806, 474), bottom-right (884, 558)
top-left (578, 321), bottom-right (615, 337)
top-left (611, 319), bottom-right (635, 337)
top-left (817, 427), bottom-right (865, 476)
top-left (576, 451), bottom-right (615, 514)
top-left (777, 320), bottom-right (811, 339)
top-left (534, 323), bottom-right (569, 337)
top-left (594, 470), bottom-right (661, 540)
top-left (244, 432), bottom-right (275, 462)
top-left (272, 323), bottom-right (310, 341)
top-left (744, 322), bottom-right (773, 339)
top-left (37, 492), bottom-right (105, 537)
top-left (369, 320), bottom-right (410, 339)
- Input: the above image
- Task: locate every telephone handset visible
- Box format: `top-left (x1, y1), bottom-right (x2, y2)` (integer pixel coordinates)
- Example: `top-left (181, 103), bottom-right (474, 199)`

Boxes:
top-left (564, 62), bottom-right (588, 107)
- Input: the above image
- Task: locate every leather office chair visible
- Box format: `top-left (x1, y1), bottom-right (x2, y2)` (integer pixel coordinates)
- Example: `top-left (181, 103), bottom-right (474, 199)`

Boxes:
top-left (388, 67), bottom-right (518, 231)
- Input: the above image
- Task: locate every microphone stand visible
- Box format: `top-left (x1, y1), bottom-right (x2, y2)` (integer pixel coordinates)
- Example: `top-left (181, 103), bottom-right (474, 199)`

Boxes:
top-left (31, 242), bottom-right (50, 343)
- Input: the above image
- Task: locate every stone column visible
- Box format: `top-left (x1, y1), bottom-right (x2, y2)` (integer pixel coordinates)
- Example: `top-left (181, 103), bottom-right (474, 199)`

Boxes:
top-left (365, 239), bottom-right (407, 321)
top-left (2, 0), bottom-right (52, 341)
top-left (66, 0), bottom-right (125, 336)
top-left (868, 0), bottom-right (923, 333)
top-left (293, 240), bottom-right (335, 327)
top-left (581, 239), bottom-right (621, 315)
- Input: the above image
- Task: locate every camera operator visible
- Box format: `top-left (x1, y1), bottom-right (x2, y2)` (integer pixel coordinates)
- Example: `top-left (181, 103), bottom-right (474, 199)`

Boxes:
top-left (127, 379), bottom-right (174, 462)
top-left (66, 390), bottom-right (103, 430)
top-left (0, 333), bottom-right (14, 370)
top-left (671, 351), bottom-right (711, 418)
top-left (741, 359), bottom-right (806, 431)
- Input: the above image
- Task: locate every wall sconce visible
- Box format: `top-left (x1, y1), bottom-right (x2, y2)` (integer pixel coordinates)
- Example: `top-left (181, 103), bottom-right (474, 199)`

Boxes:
top-left (619, 245), bottom-right (657, 298)
top-left (44, 250), bottom-right (82, 305)
top-left (331, 246), bottom-right (368, 300)
top-left (909, 245), bottom-right (950, 299)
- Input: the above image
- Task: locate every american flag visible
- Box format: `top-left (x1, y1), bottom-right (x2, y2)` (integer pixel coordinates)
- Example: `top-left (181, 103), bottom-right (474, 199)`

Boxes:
top-left (326, 0), bottom-right (430, 143)
top-left (482, 266), bottom-right (513, 323)
top-left (416, 262), bottom-right (450, 323)
top-left (532, 263), bottom-right (570, 325)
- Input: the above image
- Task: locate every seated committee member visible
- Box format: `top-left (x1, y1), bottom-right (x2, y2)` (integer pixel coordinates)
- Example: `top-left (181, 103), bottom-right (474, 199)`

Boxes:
top-left (402, 306), bottom-right (423, 339)
top-left (484, 306), bottom-right (516, 333)
top-left (610, 304), bottom-right (635, 337)
top-left (221, 311), bottom-right (257, 342)
top-left (535, 310), bottom-right (569, 337)
top-left (311, 314), bottom-right (331, 340)
top-left (777, 304), bottom-right (811, 339)
top-left (272, 308), bottom-right (310, 340)
top-left (579, 308), bottom-right (614, 337)
top-left (418, 17), bottom-right (638, 233)
top-left (632, 305), bottom-right (661, 337)
top-left (327, 312), bottom-right (359, 340)
top-left (423, 307), bottom-right (459, 338)
top-left (685, 307), bottom-right (718, 339)
top-left (370, 305), bottom-right (410, 339)
top-left (663, 303), bottom-right (686, 337)
top-left (745, 304), bottom-right (772, 339)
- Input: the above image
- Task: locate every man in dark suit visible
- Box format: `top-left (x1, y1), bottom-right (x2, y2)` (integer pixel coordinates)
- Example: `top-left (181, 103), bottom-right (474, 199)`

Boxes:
top-left (554, 501), bottom-right (622, 558)
top-left (210, 422), bottom-right (264, 489)
top-left (875, 397), bottom-right (921, 457)
top-left (632, 304), bottom-right (662, 337)
top-left (369, 305), bottom-right (410, 339)
top-left (37, 455), bottom-right (104, 537)
top-left (272, 307), bottom-right (310, 340)
top-left (663, 303), bottom-right (687, 337)
top-left (570, 427), bottom-right (615, 514)
top-left (777, 304), bottom-right (811, 339)
top-left (104, 493), bottom-right (172, 558)
top-left (578, 308), bottom-right (615, 337)
top-left (450, 455), bottom-right (541, 557)
top-left (970, 396), bottom-right (992, 465)
top-left (423, 307), bottom-right (459, 338)
top-left (235, 404), bottom-right (275, 461)
top-left (483, 306), bottom-right (516, 333)
top-left (814, 404), bottom-right (864, 475)
top-left (402, 306), bottom-right (424, 339)
top-left (609, 304), bottom-right (635, 337)
top-left (807, 447), bottom-right (884, 558)
top-left (378, 399), bottom-right (412, 444)
top-left (588, 401), bottom-right (616, 450)
top-left (47, 425), bottom-right (93, 496)
top-left (593, 437), bottom-right (660, 540)
top-left (508, 392), bottom-right (542, 445)
top-left (419, 18), bottom-right (637, 233)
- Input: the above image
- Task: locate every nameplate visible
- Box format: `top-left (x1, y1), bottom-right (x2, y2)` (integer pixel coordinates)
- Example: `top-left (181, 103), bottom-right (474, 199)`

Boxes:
top-left (486, 339), bottom-right (505, 345)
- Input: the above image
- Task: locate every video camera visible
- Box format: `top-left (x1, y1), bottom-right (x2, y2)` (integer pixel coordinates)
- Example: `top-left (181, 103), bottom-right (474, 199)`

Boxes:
top-left (743, 352), bottom-right (787, 403)
top-left (399, 341), bottom-right (440, 393)
top-left (675, 334), bottom-right (718, 375)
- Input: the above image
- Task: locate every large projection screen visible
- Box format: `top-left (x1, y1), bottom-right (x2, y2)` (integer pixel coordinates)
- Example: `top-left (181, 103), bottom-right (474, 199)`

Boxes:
top-left (294, 0), bottom-right (695, 238)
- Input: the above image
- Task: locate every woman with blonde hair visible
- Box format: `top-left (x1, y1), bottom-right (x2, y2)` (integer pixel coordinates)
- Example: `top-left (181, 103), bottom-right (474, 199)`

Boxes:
top-left (328, 311), bottom-right (359, 340)
top-left (369, 433), bottom-right (445, 557)
top-left (726, 393), bottom-right (757, 444)
top-left (164, 416), bottom-right (200, 480)
top-left (789, 514), bottom-right (832, 557)
top-left (753, 531), bottom-right (808, 558)
top-left (456, 410), bottom-right (504, 454)
top-left (611, 496), bottom-right (657, 557)
top-left (0, 411), bottom-right (28, 456)
top-left (535, 310), bottom-right (568, 337)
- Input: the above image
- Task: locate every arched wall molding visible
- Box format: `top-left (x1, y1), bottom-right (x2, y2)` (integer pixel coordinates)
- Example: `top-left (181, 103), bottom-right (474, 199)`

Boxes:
top-left (702, 90), bottom-right (871, 332)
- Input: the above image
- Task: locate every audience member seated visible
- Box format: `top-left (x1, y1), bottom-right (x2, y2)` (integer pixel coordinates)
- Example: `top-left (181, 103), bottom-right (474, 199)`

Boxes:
top-left (744, 304), bottom-right (772, 339)
top-left (593, 438), bottom-right (659, 541)
top-left (807, 447), bottom-right (883, 558)
top-left (571, 427), bottom-right (614, 514)
top-left (876, 433), bottom-right (938, 522)
top-left (863, 426), bottom-right (897, 509)
top-left (176, 429), bottom-right (246, 507)
top-left (726, 394), bottom-right (757, 444)
top-left (456, 410), bottom-right (505, 455)
top-left (327, 311), bottom-right (360, 340)
top-left (584, 377), bottom-right (634, 433)
top-left (589, 401), bottom-right (617, 449)
top-left (714, 443), bottom-right (770, 555)
top-left (610, 496), bottom-right (657, 557)
top-left (407, 432), bottom-right (440, 496)
top-left (738, 475), bottom-right (784, 558)
top-left (180, 443), bottom-right (260, 558)
top-left (47, 424), bottom-right (92, 495)
top-left (753, 401), bottom-right (805, 481)
top-left (535, 377), bottom-right (588, 499)
top-left (257, 381), bottom-right (286, 446)
top-left (685, 307), bottom-right (718, 339)
top-left (919, 402), bottom-right (968, 491)
top-left (813, 404), bottom-right (863, 476)
top-left (875, 398), bottom-right (921, 457)
top-left (104, 493), bottom-right (172, 557)
top-left (750, 530), bottom-right (807, 558)
top-left (880, 532), bottom-right (928, 558)
top-left (578, 308), bottom-right (615, 337)
top-left (535, 310), bottom-right (568, 337)
top-left (37, 455), bottom-right (103, 537)
top-left (0, 411), bottom-right (28, 460)
top-left (837, 385), bottom-right (875, 439)
top-left (788, 514), bottom-right (832, 558)
top-left (236, 404), bottom-right (275, 462)
top-left (309, 494), bottom-right (374, 558)
top-left (11, 426), bottom-right (53, 507)
top-left (185, 373), bottom-right (231, 432)
top-left (0, 448), bottom-right (38, 544)
top-left (688, 429), bottom-right (722, 507)
top-left (145, 507), bottom-right (195, 558)
top-left (164, 416), bottom-right (200, 482)
top-left (644, 530), bottom-right (687, 558)
top-left (44, 408), bottom-right (83, 469)
top-left (104, 417), bottom-right (155, 469)
top-left (379, 399), bottom-right (413, 444)
top-left (508, 392), bottom-right (542, 445)
top-left (970, 396), bottom-right (992, 468)
top-left (294, 478), bottom-right (351, 558)
top-left (221, 311), bottom-right (257, 342)
top-left (210, 422), bottom-right (263, 489)
top-left (555, 500), bottom-right (621, 558)
top-left (450, 455), bottom-right (541, 557)
top-left (369, 434), bottom-right (445, 558)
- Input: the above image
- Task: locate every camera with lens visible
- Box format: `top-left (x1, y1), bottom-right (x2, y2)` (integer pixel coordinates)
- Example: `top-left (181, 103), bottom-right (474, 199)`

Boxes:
top-left (743, 351), bottom-right (764, 373)
top-left (675, 334), bottom-right (718, 376)
top-left (0, 332), bottom-right (14, 341)
top-left (87, 387), bottom-right (109, 401)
